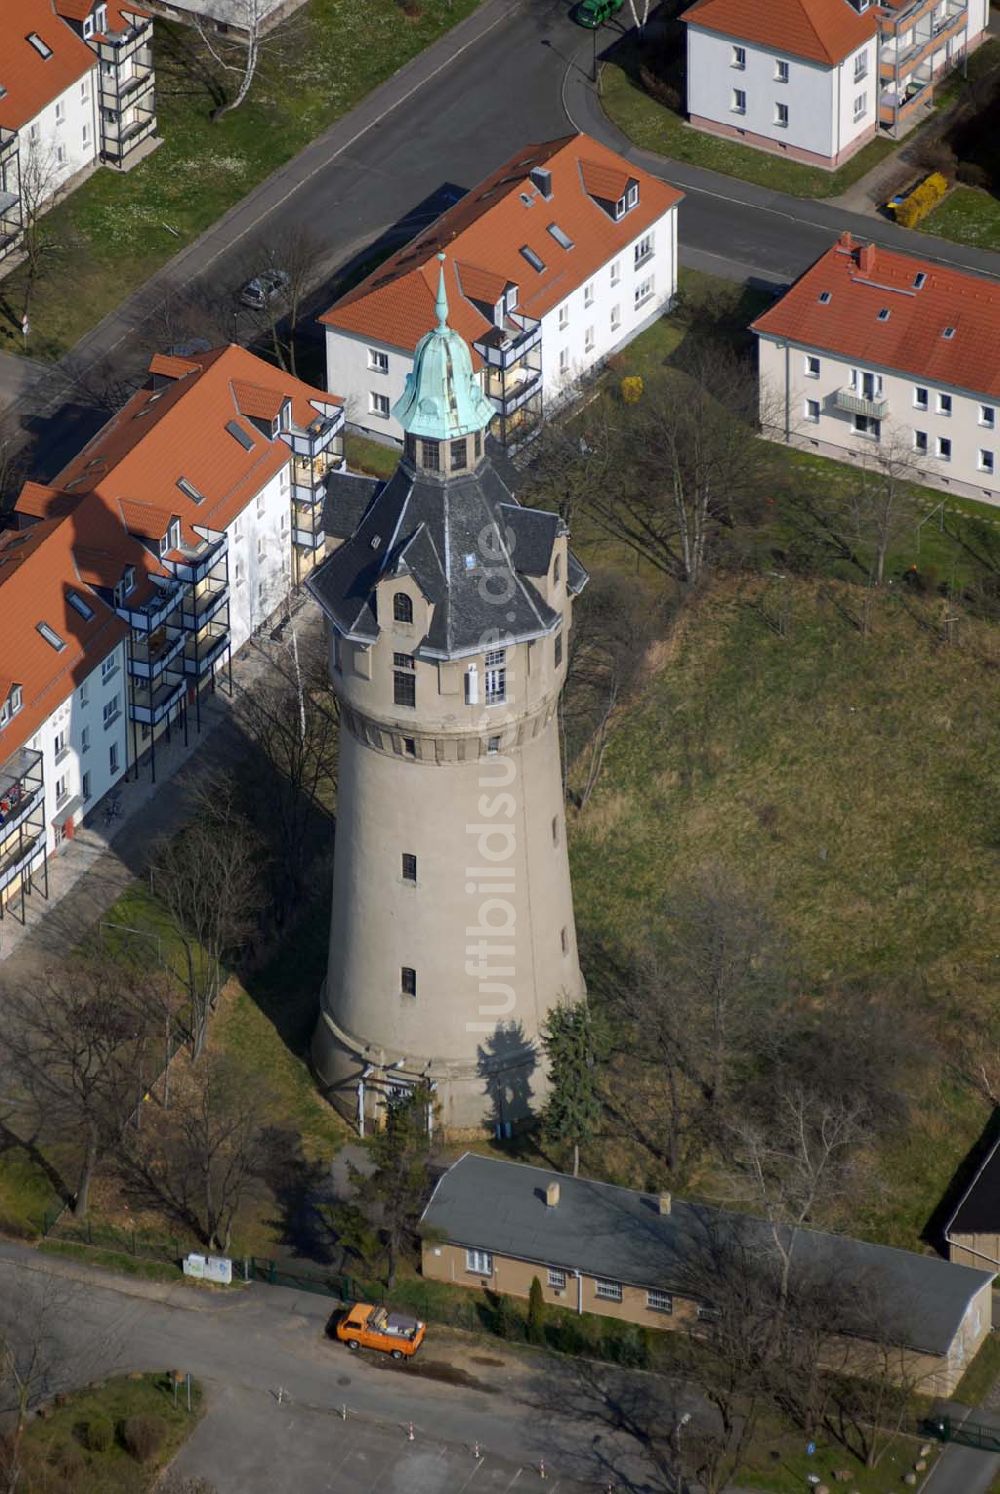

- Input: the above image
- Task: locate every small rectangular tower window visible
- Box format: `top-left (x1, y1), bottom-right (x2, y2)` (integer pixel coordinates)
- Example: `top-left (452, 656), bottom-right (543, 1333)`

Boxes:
top-left (401, 966), bottom-right (417, 997)
top-left (450, 438), bottom-right (468, 471)
top-left (422, 439), bottom-right (441, 471)
top-left (561, 927), bottom-right (569, 955)
top-left (552, 815), bottom-right (559, 846)
top-left (402, 853), bottom-right (417, 882)
top-left (554, 630), bottom-right (563, 668)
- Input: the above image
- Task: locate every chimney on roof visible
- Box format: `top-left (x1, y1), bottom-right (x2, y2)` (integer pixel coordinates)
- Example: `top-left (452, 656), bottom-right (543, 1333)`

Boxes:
top-left (546, 1181), bottom-right (560, 1208)
top-left (837, 230), bottom-right (853, 250)
top-left (530, 166), bottom-right (553, 200)
top-left (857, 242), bottom-right (876, 276)
top-left (658, 1192), bottom-right (672, 1216)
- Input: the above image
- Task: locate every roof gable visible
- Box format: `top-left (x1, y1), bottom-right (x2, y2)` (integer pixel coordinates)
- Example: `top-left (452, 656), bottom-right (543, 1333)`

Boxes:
top-left (752, 233), bottom-right (1000, 398)
top-left (682, 0), bottom-right (876, 65)
top-left (320, 134), bottom-right (682, 357)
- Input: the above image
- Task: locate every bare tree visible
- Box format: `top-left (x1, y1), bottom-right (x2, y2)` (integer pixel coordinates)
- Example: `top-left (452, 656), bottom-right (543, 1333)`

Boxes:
top-left (232, 661), bottom-right (337, 919)
top-left (121, 1054), bottom-right (272, 1253)
top-left (151, 787), bottom-right (263, 1060)
top-left (15, 142), bottom-right (63, 322)
top-left (580, 342), bottom-right (775, 587)
top-left (850, 428), bottom-right (924, 586)
top-left (0, 961), bottom-right (157, 1218)
top-left (562, 567), bottom-right (659, 807)
top-left (0, 1281), bottom-right (74, 1494)
top-left (194, 0), bottom-right (303, 120)
top-left (236, 226), bottom-right (326, 376)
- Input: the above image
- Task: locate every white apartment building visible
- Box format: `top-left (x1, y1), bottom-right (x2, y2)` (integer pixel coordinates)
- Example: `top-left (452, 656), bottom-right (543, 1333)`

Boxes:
top-left (0, 518), bottom-right (129, 922)
top-left (12, 344), bottom-right (344, 784)
top-left (682, 0), bottom-right (988, 167)
top-left (320, 132), bottom-right (682, 447)
top-left (0, 0), bottom-right (157, 265)
top-left (752, 232), bottom-right (1000, 507)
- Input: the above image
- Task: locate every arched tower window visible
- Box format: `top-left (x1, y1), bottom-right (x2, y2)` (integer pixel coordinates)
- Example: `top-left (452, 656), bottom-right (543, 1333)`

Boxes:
top-left (394, 592), bottom-right (413, 624)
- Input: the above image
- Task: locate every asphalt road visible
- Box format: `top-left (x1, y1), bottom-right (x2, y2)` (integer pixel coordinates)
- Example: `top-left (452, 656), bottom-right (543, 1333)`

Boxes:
top-left (0, 1244), bottom-right (686, 1492)
top-left (10, 0), bottom-right (1000, 479)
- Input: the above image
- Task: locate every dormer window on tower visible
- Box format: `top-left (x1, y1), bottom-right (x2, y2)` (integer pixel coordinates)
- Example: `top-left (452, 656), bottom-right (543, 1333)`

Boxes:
top-left (393, 592), bottom-right (413, 624)
top-left (484, 648), bottom-right (506, 705)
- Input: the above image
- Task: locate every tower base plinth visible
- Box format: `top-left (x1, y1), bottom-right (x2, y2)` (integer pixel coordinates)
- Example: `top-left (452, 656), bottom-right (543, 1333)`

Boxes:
top-left (311, 1006), bottom-right (547, 1137)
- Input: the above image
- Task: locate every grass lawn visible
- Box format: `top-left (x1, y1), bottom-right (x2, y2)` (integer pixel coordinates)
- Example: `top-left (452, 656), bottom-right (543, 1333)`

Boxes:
top-left (568, 573), bottom-right (1000, 1245)
top-left (345, 432), bottom-right (400, 479)
top-left (953, 1332), bottom-right (1000, 1407)
top-left (0, 0), bottom-right (478, 359)
top-left (740, 1418), bottom-right (937, 1492)
top-left (923, 184), bottom-right (1000, 251)
top-left (599, 37), bottom-right (898, 199)
top-left (20, 1372), bottom-right (202, 1493)
top-left (39, 1239), bottom-right (185, 1283)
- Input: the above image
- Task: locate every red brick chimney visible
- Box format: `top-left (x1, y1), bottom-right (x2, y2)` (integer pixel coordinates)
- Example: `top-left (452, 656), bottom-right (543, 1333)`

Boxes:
top-left (857, 242), bottom-right (876, 276)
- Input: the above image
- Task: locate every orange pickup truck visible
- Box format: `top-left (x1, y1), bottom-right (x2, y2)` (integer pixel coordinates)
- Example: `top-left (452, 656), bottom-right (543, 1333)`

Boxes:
top-left (335, 1303), bottom-right (426, 1360)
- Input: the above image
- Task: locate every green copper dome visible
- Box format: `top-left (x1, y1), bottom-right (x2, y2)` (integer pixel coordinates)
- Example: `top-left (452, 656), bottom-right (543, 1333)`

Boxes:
top-left (392, 253), bottom-right (495, 442)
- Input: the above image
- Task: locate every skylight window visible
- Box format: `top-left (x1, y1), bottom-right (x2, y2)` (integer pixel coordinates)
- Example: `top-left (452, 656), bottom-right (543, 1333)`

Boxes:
top-left (913, 272), bottom-right (926, 289)
top-left (177, 477), bottom-right (205, 503)
top-left (464, 553), bottom-right (476, 571)
top-left (877, 308), bottom-right (890, 321)
top-left (37, 621), bottom-right (66, 651)
top-left (225, 419), bottom-right (255, 451)
top-left (27, 32), bottom-right (53, 58)
top-left (943, 326), bottom-right (956, 339)
top-left (67, 590), bottom-right (94, 620)
top-left (547, 223), bottom-right (574, 250)
top-left (819, 291), bottom-right (832, 304)
top-left (519, 245), bottom-right (545, 273)
top-left (519, 192), bottom-right (534, 207)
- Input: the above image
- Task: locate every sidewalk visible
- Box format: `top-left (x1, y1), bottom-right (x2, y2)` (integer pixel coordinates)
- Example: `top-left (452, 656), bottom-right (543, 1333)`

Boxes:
top-left (0, 595), bottom-right (324, 976)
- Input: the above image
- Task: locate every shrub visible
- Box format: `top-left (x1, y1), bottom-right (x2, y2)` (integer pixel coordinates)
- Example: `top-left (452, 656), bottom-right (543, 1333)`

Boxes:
top-left (911, 137), bottom-right (957, 181)
top-left (490, 1293), bottom-right (524, 1341)
top-left (638, 65), bottom-right (681, 112)
top-left (621, 375), bottom-right (644, 405)
top-left (50, 1442), bottom-right (85, 1479)
top-left (892, 171), bottom-right (949, 228)
top-left (957, 160), bottom-right (992, 190)
top-left (527, 1277), bottom-right (546, 1345)
top-left (120, 1413), bottom-right (167, 1464)
top-left (84, 1416), bottom-right (114, 1453)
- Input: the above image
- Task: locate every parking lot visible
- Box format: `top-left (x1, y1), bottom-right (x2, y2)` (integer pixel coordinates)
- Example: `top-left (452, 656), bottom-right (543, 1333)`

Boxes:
top-left (167, 1382), bottom-right (593, 1493)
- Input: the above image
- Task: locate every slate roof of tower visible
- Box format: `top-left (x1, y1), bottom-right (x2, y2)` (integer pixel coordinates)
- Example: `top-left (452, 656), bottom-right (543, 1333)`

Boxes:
top-left (423, 1155), bottom-right (995, 1358)
top-left (309, 454), bottom-right (586, 659)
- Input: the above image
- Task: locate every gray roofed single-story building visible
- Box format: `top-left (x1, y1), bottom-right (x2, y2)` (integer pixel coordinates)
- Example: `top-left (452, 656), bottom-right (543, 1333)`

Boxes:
top-left (420, 1154), bottom-right (995, 1394)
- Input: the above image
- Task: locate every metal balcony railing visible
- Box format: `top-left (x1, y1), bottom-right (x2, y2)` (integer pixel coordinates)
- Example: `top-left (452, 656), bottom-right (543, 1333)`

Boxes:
top-left (834, 388), bottom-right (889, 420)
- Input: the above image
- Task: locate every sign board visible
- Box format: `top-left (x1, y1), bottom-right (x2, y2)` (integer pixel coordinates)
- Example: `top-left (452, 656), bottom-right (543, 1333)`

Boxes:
top-left (205, 1256), bottom-right (233, 1285)
top-left (183, 1253), bottom-right (206, 1279)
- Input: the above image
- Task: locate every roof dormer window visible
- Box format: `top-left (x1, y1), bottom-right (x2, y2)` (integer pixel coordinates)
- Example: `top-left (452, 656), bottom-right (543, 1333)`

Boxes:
top-left (27, 33), bottom-right (53, 58)
top-left (37, 621), bottom-right (65, 651)
top-left (614, 183), bottom-right (639, 220)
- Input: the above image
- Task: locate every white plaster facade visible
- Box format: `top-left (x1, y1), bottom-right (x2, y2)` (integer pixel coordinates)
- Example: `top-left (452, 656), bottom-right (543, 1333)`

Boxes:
top-left (226, 464), bottom-right (294, 652)
top-left (757, 332), bottom-right (1000, 506)
top-left (20, 69), bottom-right (101, 213)
top-left (685, 25), bottom-right (876, 167)
top-left (324, 206), bottom-right (679, 446)
top-left (29, 639), bottom-right (129, 857)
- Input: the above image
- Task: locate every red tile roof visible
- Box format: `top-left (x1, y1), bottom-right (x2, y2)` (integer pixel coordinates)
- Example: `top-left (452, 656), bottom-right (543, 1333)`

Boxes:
top-left (682, 0), bottom-right (876, 65)
top-left (0, 0), bottom-right (96, 131)
top-left (320, 134), bottom-right (682, 361)
top-left (0, 516), bottom-right (127, 767)
top-left (54, 344), bottom-right (341, 546)
top-left (751, 232), bottom-right (1000, 398)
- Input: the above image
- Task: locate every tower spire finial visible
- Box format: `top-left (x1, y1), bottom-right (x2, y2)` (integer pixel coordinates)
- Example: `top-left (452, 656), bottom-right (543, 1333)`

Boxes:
top-left (435, 251), bottom-right (448, 332)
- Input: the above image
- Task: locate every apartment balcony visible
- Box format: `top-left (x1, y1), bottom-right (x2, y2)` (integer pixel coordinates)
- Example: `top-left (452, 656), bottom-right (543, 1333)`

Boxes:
top-left (879, 0), bottom-right (966, 76)
top-left (0, 828), bottom-right (46, 896)
top-left (94, 20), bottom-right (154, 69)
top-left (116, 580), bottom-right (183, 634)
top-left (284, 410), bottom-right (346, 462)
top-left (183, 626), bottom-right (229, 679)
top-left (130, 673), bottom-right (185, 727)
top-left (475, 313), bottom-right (542, 371)
top-left (485, 365), bottom-right (543, 419)
top-left (834, 388), bottom-right (890, 420)
top-left (166, 534), bottom-right (227, 585)
top-left (181, 577), bottom-right (229, 630)
top-left (291, 447), bottom-right (341, 505)
top-left (879, 77), bottom-right (932, 124)
top-left (128, 626), bottom-right (185, 681)
top-left (0, 748), bottom-right (44, 846)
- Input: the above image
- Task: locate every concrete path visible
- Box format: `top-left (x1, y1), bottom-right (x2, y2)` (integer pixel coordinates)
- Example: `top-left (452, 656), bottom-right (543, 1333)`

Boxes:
top-left (0, 594), bottom-right (325, 975)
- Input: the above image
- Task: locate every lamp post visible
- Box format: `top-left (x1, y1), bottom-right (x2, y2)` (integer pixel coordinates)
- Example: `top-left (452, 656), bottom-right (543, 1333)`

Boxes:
top-left (671, 1412), bottom-right (691, 1492)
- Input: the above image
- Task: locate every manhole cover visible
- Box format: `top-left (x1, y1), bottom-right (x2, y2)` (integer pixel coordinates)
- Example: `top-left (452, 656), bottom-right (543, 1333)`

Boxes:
top-left (337, 1376), bottom-right (351, 1386)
